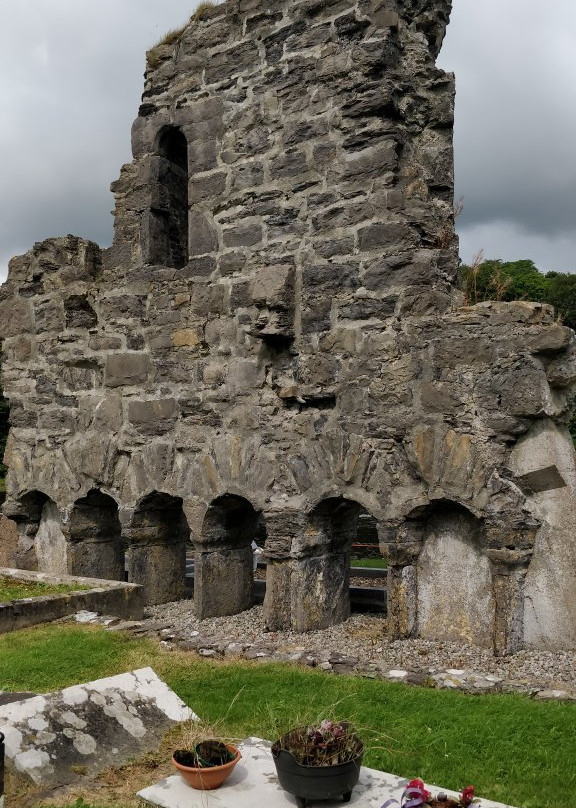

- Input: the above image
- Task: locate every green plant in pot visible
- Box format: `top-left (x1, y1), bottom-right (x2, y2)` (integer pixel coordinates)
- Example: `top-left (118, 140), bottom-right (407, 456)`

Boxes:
top-left (172, 739), bottom-right (241, 790)
top-left (171, 718), bottom-right (242, 791)
top-left (272, 719), bottom-right (364, 808)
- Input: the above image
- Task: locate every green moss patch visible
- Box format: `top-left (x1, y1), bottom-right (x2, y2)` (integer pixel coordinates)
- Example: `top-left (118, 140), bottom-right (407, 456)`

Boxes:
top-left (0, 576), bottom-right (90, 602)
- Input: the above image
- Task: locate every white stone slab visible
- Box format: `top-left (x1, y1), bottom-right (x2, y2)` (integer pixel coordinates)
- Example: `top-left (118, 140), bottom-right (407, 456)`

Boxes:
top-left (138, 737), bottom-right (518, 808)
top-left (0, 667), bottom-right (196, 786)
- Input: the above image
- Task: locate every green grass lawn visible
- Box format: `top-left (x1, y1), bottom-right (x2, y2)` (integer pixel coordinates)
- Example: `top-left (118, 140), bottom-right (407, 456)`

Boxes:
top-left (1, 623), bottom-right (574, 808)
top-left (0, 576), bottom-right (90, 602)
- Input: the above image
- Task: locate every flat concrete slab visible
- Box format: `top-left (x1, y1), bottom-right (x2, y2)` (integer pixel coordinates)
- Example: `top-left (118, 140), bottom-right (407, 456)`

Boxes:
top-left (0, 567), bottom-right (144, 633)
top-left (0, 667), bottom-right (195, 786)
top-left (138, 738), bottom-right (518, 808)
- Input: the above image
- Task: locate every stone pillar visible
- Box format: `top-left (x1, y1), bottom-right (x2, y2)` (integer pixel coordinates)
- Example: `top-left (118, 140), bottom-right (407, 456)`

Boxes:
top-left (0, 514), bottom-right (18, 568)
top-left (126, 538), bottom-right (186, 605)
top-left (382, 530), bottom-right (420, 641)
top-left (34, 501), bottom-right (68, 575)
top-left (68, 538), bottom-right (124, 582)
top-left (194, 546), bottom-right (253, 619)
top-left (195, 494), bottom-right (260, 618)
top-left (262, 507), bottom-right (302, 630)
top-left (2, 495), bottom-right (50, 571)
top-left (486, 548), bottom-right (533, 656)
top-left (386, 559), bottom-right (417, 641)
top-left (263, 560), bottom-right (292, 630)
top-left (290, 553), bottom-right (351, 632)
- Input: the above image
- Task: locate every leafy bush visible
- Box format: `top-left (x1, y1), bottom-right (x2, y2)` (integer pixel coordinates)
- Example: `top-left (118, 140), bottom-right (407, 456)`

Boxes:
top-left (458, 257), bottom-right (576, 330)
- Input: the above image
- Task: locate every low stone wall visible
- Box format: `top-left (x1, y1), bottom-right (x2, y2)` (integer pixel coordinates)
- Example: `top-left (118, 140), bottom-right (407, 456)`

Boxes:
top-left (0, 568), bottom-right (144, 633)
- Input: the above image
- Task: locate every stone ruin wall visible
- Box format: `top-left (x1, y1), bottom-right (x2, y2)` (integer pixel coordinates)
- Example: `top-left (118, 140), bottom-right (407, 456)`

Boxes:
top-left (1, 0), bottom-right (576, 653)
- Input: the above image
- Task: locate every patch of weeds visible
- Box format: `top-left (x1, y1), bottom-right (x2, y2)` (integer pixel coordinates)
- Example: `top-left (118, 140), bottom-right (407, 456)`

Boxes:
top-left (146, 23), bottom-right (187, 69)
top-left (146, 3), bottom-right (219, 69)
top-left (192, 2), bottom-right (216, 20)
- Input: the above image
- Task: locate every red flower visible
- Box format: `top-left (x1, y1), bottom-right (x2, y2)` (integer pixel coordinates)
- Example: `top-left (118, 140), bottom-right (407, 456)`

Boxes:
top-left (461, 785), bottom-right (475, 806)
top-left (404, 778), bottom-right (431, 803)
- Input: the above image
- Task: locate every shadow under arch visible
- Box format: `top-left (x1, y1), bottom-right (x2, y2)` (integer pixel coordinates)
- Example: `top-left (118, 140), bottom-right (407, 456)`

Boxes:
top-left (195, 493), bottom-right (261, 619)
top-left (126, 491), bottom-right (190, 605)
top-left (68, 488), bottom-right (123, 581)
top-left (7, 490), bottom-right (62, 572)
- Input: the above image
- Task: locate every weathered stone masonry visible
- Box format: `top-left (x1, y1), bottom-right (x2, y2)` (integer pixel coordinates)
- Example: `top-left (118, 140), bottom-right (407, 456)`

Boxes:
top-left (2, 0), bottom-right (576, 653)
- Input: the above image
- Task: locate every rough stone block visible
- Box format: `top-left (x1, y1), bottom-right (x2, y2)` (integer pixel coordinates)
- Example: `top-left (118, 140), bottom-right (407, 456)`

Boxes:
top-left (105, 353), bottom-right (151, 387)
top-left (342, 142), bottom-right (398, 179)
top-left (189, 211), bottom-right (218, 255)
top-left (358, 221), bottom-right (414, 250)
top-left (188, 171), bottom-right (227, 203)
top-left (515, 465), bottom-right (567, 495)
top-left (222, 223), bottom-right (263, 247)
top-left (269, 150), bottom-right (308, 178)
top-left (251, 265), bottom-right (295, 307)
top-left (232, 162), bottom-right (265, 190)
top-left (128, 399), bottom-right (179, 434)
top-left (302, 263), bottom-right (359, 293)
top-left (205, 41), bottom-right (259, 84)
top-left (171, 328), bottom-right (201, 348)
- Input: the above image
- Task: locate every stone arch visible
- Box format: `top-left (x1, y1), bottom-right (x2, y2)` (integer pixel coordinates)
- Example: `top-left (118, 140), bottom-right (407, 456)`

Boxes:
top-left (194, 494), bottom-right (261, 619)
top-left (268, 496), bottom-right (379, 633)
top-left (147, 125), bottom-right (189, 268)
top-left (413, 500), bottom-right (496, 648)
top-left (8, 490), bottom-right (66, 573)
top-left (125, 491), bottom-right (190, 604)
top-left (68, 489), bottom-right (123, 581)
top-left (307, 496), bottom-right (363, 555)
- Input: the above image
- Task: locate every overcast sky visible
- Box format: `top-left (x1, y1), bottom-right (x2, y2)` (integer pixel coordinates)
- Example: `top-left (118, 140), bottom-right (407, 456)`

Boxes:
top-left (1, 0), bottom-right (575, 282)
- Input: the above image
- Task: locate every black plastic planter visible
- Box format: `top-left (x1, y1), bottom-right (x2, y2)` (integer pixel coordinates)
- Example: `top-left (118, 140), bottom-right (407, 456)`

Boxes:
top-left (271, 745), bottom-right (363, 808)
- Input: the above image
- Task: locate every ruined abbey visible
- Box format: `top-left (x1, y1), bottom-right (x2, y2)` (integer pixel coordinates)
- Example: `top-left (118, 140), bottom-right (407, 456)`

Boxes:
top-left (1, 0), bottom-right (576, 653)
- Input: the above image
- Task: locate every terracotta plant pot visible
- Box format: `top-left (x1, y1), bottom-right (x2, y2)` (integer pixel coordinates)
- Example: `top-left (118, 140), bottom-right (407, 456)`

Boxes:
top-left (172, 743), bottom-right (241, 790)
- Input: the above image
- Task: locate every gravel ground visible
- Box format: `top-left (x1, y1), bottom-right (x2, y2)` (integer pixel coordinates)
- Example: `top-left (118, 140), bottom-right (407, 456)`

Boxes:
top-left (144, 600), bottom-right (576, 690)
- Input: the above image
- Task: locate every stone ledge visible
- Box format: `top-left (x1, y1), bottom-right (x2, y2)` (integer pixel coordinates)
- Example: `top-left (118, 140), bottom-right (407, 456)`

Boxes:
top-left (68, 612), bottom-right (576, 703)
top-left (0, 569), bottom-right (144, 633)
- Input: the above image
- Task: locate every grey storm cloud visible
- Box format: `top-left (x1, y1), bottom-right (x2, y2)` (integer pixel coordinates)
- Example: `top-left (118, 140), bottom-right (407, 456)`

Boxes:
top-left (1, 0), bottom-right (575, 279)
top-left (438, 0), bottom-right (576, 268)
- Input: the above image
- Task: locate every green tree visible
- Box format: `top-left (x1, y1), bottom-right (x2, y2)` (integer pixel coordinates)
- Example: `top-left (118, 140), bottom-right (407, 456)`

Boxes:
top-left (459, 258), bottom-right (550, 305)
top-left (458, 257), bottom-right (576, 328)
top-left (544, 272), bottom-right (576, 331)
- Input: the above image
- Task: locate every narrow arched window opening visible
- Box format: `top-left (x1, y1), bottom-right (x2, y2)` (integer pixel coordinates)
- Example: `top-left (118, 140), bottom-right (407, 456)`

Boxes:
top-left (149, 127), bottom-right (189, 268)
